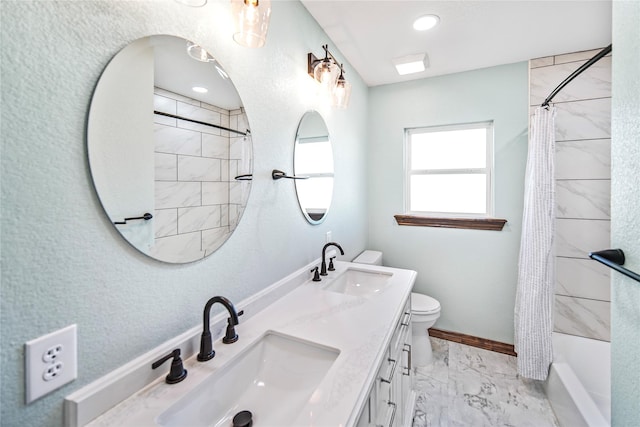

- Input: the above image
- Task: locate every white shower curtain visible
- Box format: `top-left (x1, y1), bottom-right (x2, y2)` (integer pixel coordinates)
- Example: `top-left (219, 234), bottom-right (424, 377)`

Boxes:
top-left (514, 106), bottom-right (556, 381)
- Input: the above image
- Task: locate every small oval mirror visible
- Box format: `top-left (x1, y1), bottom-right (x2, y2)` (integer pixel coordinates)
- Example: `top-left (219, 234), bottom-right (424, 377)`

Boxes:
top-left (87, 35), bottom-right (252, 263)
top-left (293, 111), bottom-right (334, 224)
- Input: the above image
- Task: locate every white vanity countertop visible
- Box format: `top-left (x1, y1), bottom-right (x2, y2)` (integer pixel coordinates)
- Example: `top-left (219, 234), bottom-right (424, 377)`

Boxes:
top-left (85, 261), bottom-right (416, 427)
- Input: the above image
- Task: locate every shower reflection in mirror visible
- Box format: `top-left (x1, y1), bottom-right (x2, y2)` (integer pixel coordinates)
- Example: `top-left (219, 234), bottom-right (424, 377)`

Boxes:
top-left (293, 111), bottom-right (334, 224)
top-left (87, 35), bottom-right (253, 264)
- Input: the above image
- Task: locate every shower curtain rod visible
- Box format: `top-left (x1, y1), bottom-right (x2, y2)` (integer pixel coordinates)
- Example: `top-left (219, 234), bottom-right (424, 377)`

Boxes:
top-left (541, 44), bottom-right (612, 108)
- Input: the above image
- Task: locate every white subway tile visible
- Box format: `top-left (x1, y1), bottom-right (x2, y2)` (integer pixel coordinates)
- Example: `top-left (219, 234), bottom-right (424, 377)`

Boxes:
top-left (554, 295), bottom-right (610, 341)
top-left (555, 139), bottom-right (611, 180)
top-left (154, 94), bottom-right (176, 115)
top-left (555, 218), bottom-right (610, 259)
top-left (555, 98), bottom-right (611, 141)
top-left (228, 160), bottom-right (239, 181)
top-left (200, 102), bottom-right (228, 114)
top-left (154, 124), bottom-right (201, 156)
top-left (154, 87), bottom-right (199, 106)
top-left (554, 48), bottom-right (610, 65)
top-left (178, 205), bottom-right (221, 233)
top-left (155, 181), bottom-right (201, 209)
top-left (202, 133), bottom-right (229, 158)
top-left (177, 156), bottom-right (221, 182)
top-left (556, 180), bottom-right (610, 219)
top-left (177, 102), bottom-right (221, 135)
top-left (220, 160), bottom-right (229, 183)
top-left (530, 56), bottom-right (554, 68)
top-left (202, 182), bottom-right (229, 205)
top-left (556, 257), bottom-right (610, 301)
top-left (154, 153), bottom-right (177, 181)
top-left (153, 209), bottom-right (178, 238)
top-left (530, 57), bottom-right (611, 105)
top-left (220, 204), bottom-right (229, 227)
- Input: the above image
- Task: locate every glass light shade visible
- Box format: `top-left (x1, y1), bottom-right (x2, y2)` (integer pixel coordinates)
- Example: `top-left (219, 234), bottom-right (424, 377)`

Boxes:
top-left (313, 59), bottom-right (339, 92)
top-left (231, 0), bottom-right (272, 48)
top-left (174, 0), bottom-right (207, 6)
top-left (186, 41), bottom-right (214, 62)
top-left (332, 77), bottom-right (352, 109)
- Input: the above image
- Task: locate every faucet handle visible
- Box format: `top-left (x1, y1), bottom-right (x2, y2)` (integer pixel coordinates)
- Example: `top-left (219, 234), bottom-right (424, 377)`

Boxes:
top-left (311, 266), bottom-right (321, 282)
top-left (223, 310), bottom-right (244, 344)
top-left (152, 348), bottom-right (187, 384)
top-left (328, 256), bottom-right (336, 271)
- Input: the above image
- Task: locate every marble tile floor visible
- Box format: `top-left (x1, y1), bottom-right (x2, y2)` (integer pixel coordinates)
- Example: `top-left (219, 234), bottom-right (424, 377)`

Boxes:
top-left (412, 337), bottom-right (559, 427)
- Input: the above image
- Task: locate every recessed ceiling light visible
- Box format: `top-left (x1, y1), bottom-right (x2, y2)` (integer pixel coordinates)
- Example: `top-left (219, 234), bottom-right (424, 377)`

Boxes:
top-left (393, 53), bottom-right (429, 75)
top-left (413, 14), bottom-right (440, 31)
top-left (192, 86), bottom-right (208, 93)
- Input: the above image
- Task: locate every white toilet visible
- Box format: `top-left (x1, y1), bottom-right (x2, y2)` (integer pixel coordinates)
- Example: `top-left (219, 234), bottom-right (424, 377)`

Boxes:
top-left (352, 250), bottom-right (441, 366)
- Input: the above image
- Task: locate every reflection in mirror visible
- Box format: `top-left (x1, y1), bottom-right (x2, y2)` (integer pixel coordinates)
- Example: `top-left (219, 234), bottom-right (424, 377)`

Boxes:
top-left (293, 111), bottom-right (334, 224)
top-left (88, 35), bottom-right (252, 263)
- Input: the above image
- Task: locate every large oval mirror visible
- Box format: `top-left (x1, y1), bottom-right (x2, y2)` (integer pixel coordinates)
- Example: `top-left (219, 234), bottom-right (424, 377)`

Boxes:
top-left (88, 35), bottom-right (253, 263)
top-left (293, 111), bottom-right (334, 224)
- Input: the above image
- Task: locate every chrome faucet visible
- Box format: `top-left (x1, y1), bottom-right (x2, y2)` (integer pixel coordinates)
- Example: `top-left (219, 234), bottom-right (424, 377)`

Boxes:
top-left (197, 296), bottom-right (239, 362)
top-left (321, 242), bottom-right (344, 276)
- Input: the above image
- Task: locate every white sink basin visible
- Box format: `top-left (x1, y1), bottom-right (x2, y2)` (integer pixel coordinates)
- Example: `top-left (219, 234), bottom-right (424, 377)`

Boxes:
top-left (322, 268), bottom-right (392, 297)
top-left (156, 332), bottom-right (339, 427)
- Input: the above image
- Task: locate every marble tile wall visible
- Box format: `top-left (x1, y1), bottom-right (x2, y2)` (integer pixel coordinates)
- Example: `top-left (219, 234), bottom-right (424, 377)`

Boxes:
top-left (529, 49), bottom-right (611, 341)
top-left (150, 88), bottom-right (249, 263)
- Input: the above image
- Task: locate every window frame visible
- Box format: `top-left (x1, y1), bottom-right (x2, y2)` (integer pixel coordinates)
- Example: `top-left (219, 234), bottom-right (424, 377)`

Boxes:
top-left (404, 121), bottom-right (495, 219)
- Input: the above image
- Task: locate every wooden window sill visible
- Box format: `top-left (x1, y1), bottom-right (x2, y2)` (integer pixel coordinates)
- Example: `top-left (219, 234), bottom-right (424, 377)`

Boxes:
top-left (394, 215), bottom-right (507, 231)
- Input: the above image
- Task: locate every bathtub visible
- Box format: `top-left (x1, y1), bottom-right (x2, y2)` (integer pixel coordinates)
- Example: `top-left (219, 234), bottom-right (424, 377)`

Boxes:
top-left (544, 332), bottom-right (611, 427)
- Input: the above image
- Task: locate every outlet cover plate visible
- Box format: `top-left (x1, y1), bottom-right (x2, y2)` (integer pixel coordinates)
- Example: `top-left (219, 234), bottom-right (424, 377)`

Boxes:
top-left (25, 324), bottom-right (77, 403)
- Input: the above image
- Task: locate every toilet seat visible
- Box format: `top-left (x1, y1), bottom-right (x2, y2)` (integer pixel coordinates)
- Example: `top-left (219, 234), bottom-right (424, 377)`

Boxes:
top-left (412, 292), bottom-right (440, 315)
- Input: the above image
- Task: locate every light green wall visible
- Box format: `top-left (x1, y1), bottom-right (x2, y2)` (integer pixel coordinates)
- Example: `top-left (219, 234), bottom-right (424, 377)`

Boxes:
top-left (611, 1), bottom-right (640, 424)
top-left (367, 63), bottom-right (529, 344)
top-left (0, 1), bottom-right (369, 425)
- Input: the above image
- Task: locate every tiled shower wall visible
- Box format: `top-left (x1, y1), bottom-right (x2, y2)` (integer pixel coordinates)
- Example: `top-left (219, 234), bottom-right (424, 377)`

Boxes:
top-left (529, 49), bottom-right (611, 341)
top-left (151, 87), bottom-right (250, 263)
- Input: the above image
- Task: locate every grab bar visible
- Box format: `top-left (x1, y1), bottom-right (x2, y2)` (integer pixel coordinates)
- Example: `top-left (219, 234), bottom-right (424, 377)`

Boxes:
top-left (114, 213), bottom-right (153, 225)
top-left (589, 249), bottom-right (640, 283)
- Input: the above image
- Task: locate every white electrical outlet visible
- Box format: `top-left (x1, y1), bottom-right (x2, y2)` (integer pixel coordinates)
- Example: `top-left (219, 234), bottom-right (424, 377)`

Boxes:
top-left (326, 231), bottom-right (332, 243)
top-left (25, 324), bottom-right (77, 403)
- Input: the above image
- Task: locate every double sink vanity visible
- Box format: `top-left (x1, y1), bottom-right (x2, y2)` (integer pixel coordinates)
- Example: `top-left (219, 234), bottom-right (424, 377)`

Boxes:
top-left (78, 33), bottom-right (418, 427)
top-left (67, 256), bottom-right (417, 427)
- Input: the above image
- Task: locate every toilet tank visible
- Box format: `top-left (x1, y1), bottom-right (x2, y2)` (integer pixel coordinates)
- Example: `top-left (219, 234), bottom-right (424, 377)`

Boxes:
top-left (352, 250), bottom-right (383, 266)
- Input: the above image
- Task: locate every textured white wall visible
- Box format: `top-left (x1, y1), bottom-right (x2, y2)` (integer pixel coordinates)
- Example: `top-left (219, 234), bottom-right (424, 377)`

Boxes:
top-left (0, 1), bottom-right (369, 425)
top-left (611, 1), bottom-right (640, 424)
top-left (367, 63), bottom-right (529, 344)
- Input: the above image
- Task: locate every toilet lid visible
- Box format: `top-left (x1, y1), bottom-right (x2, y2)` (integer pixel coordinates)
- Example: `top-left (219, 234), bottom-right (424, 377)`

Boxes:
top-left (412, 292), bottom-right (440, 314)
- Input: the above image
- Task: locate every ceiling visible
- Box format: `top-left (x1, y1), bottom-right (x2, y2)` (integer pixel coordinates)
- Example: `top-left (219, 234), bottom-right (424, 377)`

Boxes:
top-left (153, 35), bottom-right (242, 110)
top-left (300, 0), bottom-right (612, 87)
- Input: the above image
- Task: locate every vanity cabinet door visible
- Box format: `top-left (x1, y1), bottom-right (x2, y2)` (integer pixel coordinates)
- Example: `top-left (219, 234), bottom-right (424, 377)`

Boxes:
top-left (356, 296), bottom-right (413, 427)
top-left (356, 396), bottom-right (372, 427)
top-left (375, 348), bottom-right (393, 426)
top-left (400, 330), bottom-right (413, 426)
top-left (390, 302), bottom-right (411, 427)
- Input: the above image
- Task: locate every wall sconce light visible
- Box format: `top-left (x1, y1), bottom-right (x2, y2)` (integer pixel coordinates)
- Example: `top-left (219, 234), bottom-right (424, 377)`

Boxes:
top-left (186, 41), bottom-right (214, 62)
top-left (174, 0), bottom-right (207, 6)
top-left (308, 45), bottom-right (352, 108)
top-left (231, 0), bottom-right (272, 48)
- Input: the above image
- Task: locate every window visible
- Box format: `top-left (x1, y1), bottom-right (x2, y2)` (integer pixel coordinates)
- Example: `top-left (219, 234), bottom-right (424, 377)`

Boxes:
top-left (397, 122), bottom-right (506, 230)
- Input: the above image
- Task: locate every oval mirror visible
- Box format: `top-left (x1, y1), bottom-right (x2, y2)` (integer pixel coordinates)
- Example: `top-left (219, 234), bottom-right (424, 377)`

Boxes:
top-left (293, 111), bottom-right (334, 224)
top-left (87, 35), bottom-right (253, 263)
